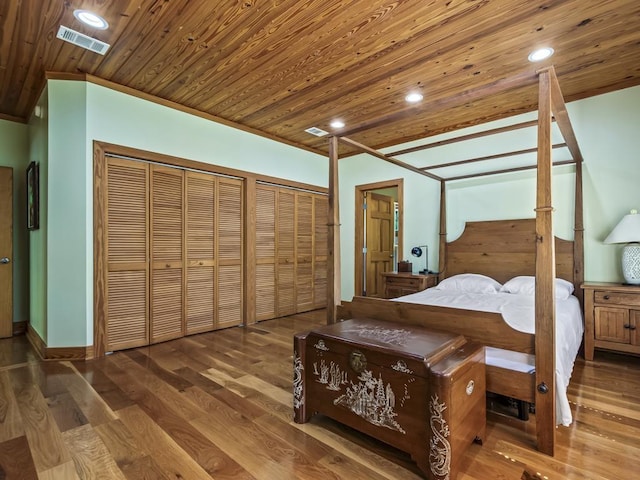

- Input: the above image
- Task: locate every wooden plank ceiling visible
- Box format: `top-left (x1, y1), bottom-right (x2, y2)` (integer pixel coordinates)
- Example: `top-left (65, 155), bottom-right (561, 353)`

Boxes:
top-left (1, 0), bottom-right (639, 156)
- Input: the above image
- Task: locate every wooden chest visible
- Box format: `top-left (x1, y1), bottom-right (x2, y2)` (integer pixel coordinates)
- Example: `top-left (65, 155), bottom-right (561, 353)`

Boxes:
top-left (293, 318), bottom-right (485, 480)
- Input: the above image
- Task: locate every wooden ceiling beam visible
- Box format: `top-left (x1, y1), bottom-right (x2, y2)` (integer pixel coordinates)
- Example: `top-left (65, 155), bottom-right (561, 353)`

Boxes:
top-left (420, 143), bottom-right (567, 171)
top-left (540, 66), bottom-right (584, 163)
top-left (445, 159), bottom-right (575, 182)
top-left (337, 136), bottom-right (442, 181)
top-left (389, 119), bottom-right (543, 157)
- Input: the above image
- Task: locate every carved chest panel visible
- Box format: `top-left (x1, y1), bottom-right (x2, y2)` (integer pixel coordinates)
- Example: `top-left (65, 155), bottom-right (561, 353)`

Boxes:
top-left (293, 318), bottom-right (485, 480)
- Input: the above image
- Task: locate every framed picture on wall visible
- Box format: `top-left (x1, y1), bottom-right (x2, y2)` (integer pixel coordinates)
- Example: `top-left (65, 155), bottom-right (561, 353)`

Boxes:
top-left (27, 161), bottom-right (39, 230)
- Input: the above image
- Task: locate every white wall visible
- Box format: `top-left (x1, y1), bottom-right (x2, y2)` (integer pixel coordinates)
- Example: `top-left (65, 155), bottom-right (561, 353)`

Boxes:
top-left (338, 85), bottom-right (640, 300)
top-left (44, 79), bottom-right (327, 347)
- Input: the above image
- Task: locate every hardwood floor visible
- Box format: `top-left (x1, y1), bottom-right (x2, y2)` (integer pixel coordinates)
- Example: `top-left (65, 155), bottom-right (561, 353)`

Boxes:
top-left (1, 310), bottom-right (639, 479)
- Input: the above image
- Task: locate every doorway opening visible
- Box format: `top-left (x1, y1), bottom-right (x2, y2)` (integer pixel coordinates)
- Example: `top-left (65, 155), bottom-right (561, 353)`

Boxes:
top-left (354, 179), bottom-right (403, 297)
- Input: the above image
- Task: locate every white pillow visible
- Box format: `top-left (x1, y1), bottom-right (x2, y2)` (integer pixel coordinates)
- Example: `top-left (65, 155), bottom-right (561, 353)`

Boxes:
top-left (500, 276), bottom-right (574, 300)
top-left (435, 274), bottom-right (502, 294)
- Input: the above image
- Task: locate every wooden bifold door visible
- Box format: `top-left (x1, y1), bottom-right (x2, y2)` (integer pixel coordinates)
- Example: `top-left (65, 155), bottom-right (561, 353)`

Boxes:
top-left (254, 184), bottom-right (327, 321)
top-left (103, 157), bottom-right (243, 353)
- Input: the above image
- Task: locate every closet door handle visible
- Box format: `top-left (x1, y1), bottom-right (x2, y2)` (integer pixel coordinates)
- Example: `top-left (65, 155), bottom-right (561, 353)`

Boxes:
top-left (0, 257), bottom-right (9, 264)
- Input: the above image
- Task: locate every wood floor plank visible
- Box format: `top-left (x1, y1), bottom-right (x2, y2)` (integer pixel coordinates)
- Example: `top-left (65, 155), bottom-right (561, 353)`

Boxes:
top-left (9, 378), bottom-right (72, 473)
top-left (123, 350), bottom-right (193, 392)
top-left (46, 391), bottom-right (89, 432)
top-left (119, 455), bottom-right (174, 480)
top-left (117, 405), bottom-right (214, 479)
top-left (0, 436), bottom-right (38, 479)
top-left (57, 362), bottom-right (118, 427)
top-left (71, 360), bottom-right (136, 412)
top-left (37, 461), bottom-right (81, 480)
top-left (191, 411), bottom-right (342, 480)
top-left (106, 354), bottom-right (208, 421)
top-left (62, 424), bottom-right (127, 479)
top-left (0, 370), bottom-right (24, 442)
top-left (93, 419), bottom-right (148, 469)
top-left (318, 451), bottom-right (403, 480)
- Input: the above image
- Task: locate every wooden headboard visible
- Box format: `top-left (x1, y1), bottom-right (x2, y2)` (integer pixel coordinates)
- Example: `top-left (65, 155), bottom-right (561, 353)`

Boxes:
top-left (443, 218), bottom-right (574, 284)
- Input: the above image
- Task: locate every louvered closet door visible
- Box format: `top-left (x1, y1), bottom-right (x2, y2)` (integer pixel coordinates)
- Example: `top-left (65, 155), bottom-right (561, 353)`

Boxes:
top-left (296, 193), bottom-right (314, 312)
top-left (185, 172), bottom-right (215, 334)
top-left (277, 189), bottom-right (296, 316)
top-left (313, 194), bottom-right (328, 309)
top-left (217, 178), bottom-right (243, 328)
top-left (105, 158), bottom-right (149, 352)
top-left (150, 165), bottom-right (184, 343)
top-left (255, 185), bottom-right (277, 321)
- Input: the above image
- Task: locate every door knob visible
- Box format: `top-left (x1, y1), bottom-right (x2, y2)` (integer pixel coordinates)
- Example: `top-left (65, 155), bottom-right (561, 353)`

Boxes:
top-left (0, 257), bottom-right (9, 264)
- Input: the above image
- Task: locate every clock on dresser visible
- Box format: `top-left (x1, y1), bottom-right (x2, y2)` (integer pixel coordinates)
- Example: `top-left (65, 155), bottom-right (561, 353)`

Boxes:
top-left (581, 282), bottom-right (640, 360)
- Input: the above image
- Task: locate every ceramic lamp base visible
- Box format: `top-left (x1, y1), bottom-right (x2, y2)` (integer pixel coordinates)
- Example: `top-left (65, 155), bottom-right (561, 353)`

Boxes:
top-left (622, 242), bottom-right (640, 285)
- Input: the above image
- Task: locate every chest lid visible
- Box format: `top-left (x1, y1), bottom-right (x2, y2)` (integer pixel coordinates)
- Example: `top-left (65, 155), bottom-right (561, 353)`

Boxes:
top-left (310, 318), bottom-right (466, 367)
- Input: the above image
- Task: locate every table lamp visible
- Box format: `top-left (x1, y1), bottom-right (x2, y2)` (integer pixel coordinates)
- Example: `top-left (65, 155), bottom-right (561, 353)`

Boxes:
top-left (604, 208), bottom-right (640, 285)
top-left (411, 245), bottom-right (428, 274)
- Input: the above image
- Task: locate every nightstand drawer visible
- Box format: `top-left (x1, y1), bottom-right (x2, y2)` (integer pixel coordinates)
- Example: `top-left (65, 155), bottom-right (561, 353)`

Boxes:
top-left (595, 291), bottom-right (640, 307)
top-left (387, 277), bottom-right (421, 288)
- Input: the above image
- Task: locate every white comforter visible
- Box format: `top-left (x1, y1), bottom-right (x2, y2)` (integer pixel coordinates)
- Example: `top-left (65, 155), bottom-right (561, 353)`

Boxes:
top-left (394, 288), bottom-right (584, 426)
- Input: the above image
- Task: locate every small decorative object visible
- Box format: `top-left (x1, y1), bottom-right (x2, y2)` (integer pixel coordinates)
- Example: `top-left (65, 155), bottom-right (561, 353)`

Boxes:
top-left (411, 245), bottom-right (429, 274)
top-left (604, 208), bottom-right (640, 285)
top-left (26, 161), bottom-right (39, 230)
top-left (397, 260), bottom-right (412, 272)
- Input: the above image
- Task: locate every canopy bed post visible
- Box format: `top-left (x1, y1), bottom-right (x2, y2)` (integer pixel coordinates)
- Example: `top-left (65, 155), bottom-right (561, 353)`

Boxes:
top-left (534, 68), bottom-right (557, 456)
top-left (543, 66), bottom-right (586, 305)
top-left (574, 158), bottom-right (584, 304)
top-left (439, 180), bottom-right (446, 276)
top-left (327, 135), bottom-right (341, 324)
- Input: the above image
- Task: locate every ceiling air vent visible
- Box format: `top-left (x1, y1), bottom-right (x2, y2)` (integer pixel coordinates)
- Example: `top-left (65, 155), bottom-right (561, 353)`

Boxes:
top-left (56, 26), bottom-right (110, 55)
top-left (304, 126), bottom-right (329, 137)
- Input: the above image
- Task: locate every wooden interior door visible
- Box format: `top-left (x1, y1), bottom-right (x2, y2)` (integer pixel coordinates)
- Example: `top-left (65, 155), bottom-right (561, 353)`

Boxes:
top-left (255, 185), bottom-right (277, 321)
top-left (296, 192), bottom-right (314, 312)
top-left (105, 159), bottom-right (149, 351)
top-left (365, 192), bottom-right (394, 297)
top-left (217, 178), bottom-right (243, 328)
top-left (150, 165), bottom-right (184, 343)
top-left (313, 194), bottom-right (328, 309)
top-left (277, 189), bottom-right (296, 316)
top-left (0, 167), bottom-right (12, 338)
top-left (185, 171), bottom-right (215, 334)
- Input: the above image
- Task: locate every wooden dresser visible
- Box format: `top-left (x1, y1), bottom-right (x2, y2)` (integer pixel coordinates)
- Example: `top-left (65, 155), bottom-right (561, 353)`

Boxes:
top-left (294, 318), bottom-right (485, 480)
top-left (582, 282), bottom-right (640, 360)
top-left (382, 272), bottom-right (438, 299)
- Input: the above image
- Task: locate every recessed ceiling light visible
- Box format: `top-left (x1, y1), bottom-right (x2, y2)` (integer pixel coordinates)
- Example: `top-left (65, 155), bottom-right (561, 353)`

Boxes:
top-left (73, 9), bottom-right (109, 30)
top-left (405, 92), bottom-right (423, 103)
top-left (330, 120), bottom-right (345, 129)
top-left (528, 47), bottom-right (554, 62)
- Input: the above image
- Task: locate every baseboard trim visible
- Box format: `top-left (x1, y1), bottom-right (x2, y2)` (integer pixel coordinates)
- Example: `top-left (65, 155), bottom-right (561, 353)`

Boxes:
top-left (13, 321), bottom-right (27, 335)
top-left (26, 324), bottom-right (93, 361)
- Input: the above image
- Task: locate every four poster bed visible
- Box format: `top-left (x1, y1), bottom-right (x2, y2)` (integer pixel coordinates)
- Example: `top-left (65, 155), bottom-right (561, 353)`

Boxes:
top-left (325, 66), bottom-right (585, 457)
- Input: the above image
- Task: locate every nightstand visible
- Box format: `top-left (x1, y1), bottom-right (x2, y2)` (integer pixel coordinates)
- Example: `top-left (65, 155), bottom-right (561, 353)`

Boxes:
top-left (381, 272), bottom-right (438, 299)
top-left (581, 282), bottom-right (640, 360)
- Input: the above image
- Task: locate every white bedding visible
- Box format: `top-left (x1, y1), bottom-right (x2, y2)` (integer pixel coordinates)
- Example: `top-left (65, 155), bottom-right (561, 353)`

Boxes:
top-left (394, 288), bottom-right (584, 426)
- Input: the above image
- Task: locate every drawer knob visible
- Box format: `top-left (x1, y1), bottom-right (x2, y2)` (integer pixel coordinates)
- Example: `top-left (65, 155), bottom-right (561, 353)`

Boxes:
top-left (603, 295), bottom-right (610, 300)
top-left (537, 382), bottom-right (549, 394)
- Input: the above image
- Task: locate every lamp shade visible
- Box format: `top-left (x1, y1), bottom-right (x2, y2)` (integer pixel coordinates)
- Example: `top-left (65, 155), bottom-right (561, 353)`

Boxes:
top-left (604, 209), bottom-right (640, 244)
top-left (604, 209), bottom-right (640, 285)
